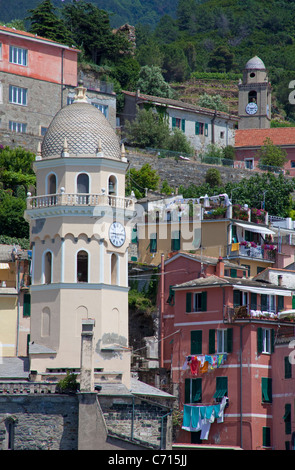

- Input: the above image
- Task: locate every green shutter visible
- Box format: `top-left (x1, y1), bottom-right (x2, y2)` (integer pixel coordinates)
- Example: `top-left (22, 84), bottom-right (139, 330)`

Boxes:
top-left (263, 427), bottom-right (271, 447)
top-left (227, 328), bottom-right (233, 353)
top-left (186, 292), bottom-right (192, 313)
top-left (230, 268), bottom-right (237, 278)
top-left (181, 119), bottom-right (185, 132)
top-left (204, 123), bottom-right (208, 136)
top-left (292, 295), bottom-right (295, 309)
top-left (233, 290), bottom-right (241, 307)
top-left (278, 295), bottom-right (284, 312)
top-left (285, 356), bottom-right (292, 379)
top-left (201, 291), bottom-right (207, 311)
top-left (191, 330), bottom-right (202, 354)
top-left (192, 378), bottom-right (202, 403)
top-left (167, 286), bottom-right (175, 305)
top-left (250, 293), bottom-right (257, 310)
top-left (131, 227), bottom-right (138, 243)
top-left (283, 404), bottom-right (291, 434)
top-left (195, 121), bottom-right (200, 135)
top-left (171, 231), bottom-right (180, 251)
top-left (261, 377), bottom-right (272, 403)
top-left (257, 327), bottom-right (263, 354)
top-left (209, 329), bottom-right (215, 354)
top-left (261, 294), bottom-right (268, 311)
top-left (172, 117), bottom-right (176, 128)
top-left (184, 378), bottom-right (190, 404)
top-left (23, 293), bottom-right (31, 317)
top-left (150, 233), bottom-right (157, 252)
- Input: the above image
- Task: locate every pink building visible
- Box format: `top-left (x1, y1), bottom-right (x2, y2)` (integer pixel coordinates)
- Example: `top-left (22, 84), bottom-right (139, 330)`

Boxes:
top-left (160, 253), bottom-right (295, 449)
top-left (234, 128), bottom-right (295, 176)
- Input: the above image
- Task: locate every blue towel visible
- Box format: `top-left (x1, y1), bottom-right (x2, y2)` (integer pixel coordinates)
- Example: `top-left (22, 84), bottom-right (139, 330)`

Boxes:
top-left (200, 407), bottom-right (206, 419)
top-left (182, 405), bottom-right (191, 428)
top-left (213, 404), bottom-right (221, 418)
top-left (191, 407), bottom-right (200, 428)
top-left (205, 406), bottom-right (214, 420)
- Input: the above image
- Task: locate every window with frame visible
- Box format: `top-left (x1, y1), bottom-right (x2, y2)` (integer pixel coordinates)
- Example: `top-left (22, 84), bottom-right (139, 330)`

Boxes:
top-left (9, 120), bottom-right (27, 133)
top-left (9, 85), bottom-right (27, 105)
top-left (9, 45), bottom-right (28, 66)
top-left (257, 327), bottom-right (274, 354)
top-left (91, 102), bottom-right (108, 118)
top-left (172, 117), bottom-right (185, 132)
top-left (185, 378), bottom-right (202, 404)
top-left (263, 427), bottom-right (271, 447)
top-left (77, 250), bottom-right (88, 282)
top-left (186, 291), bottom-right (207, 312)
top-left (209, 328), bottom-right (233, 354)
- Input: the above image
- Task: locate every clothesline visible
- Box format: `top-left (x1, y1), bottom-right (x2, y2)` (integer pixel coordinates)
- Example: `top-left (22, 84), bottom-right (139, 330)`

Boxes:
top-left (182, 396), bottom-right (227, 440)
top-left (183, 353), bottom-right (228, 376)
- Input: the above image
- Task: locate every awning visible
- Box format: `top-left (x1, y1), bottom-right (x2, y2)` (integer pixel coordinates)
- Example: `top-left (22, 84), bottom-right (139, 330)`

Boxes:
top-left (233, 285), bottom-right (293, 296)
top-left (278, 309), bottom-right (295, 318)
top-left (234, 221), bottom-right (275, 236)
top-left (0, 263), bottom-right (10, 269)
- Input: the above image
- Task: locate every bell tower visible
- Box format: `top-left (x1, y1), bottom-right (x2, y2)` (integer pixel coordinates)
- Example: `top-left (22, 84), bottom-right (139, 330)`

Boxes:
top-left (238, 56), bottom-right (271, 129)
top-left (25, 82), bottom-right (135, 388)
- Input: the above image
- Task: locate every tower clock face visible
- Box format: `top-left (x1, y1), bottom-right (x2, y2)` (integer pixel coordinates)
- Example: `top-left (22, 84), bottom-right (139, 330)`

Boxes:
top-left (245, 102), bottom-right (258, 115)
top-left (109, 221), bottom-right (126, 247)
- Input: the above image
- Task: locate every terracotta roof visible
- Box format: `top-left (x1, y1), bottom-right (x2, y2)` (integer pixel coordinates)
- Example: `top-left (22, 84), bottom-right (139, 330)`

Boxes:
top-left (235, 128), bottom-right (295, 148)
top-left (123, 90), bottom-right (237, 120)
top-left (0, 25), bottom-right (79, 51)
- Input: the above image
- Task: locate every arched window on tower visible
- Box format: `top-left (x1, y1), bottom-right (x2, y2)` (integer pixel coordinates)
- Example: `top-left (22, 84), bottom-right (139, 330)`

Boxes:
top-left (77, 250), bottom-right (88, 282)
top-left (248, 90), bottom-right (257, 103)
top-left (108, 175), bottom-right (117, 196)
top-left (111, 253), bottom-right (118, 285)
top-left (47, 173), bottom-right (57, 205)
top-left (44, 251), bottom-right (52, 284)
top-left (77, 173), bottom-right (89, 204)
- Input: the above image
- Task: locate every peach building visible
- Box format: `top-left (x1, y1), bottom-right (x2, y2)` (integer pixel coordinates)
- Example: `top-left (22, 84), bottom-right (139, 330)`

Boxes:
top-left (160, 253), bottom-right (295, 449)
top-left (0, 25), bottom-right (117, 152)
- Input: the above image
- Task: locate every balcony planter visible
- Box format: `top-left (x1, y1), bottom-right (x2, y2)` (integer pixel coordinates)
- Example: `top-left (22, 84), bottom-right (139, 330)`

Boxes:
top-left (251, 208), bottom-right (267, 224)
top-left (232, 204), bottom-right (249, 221)
top-left (204, 206), bottom-right (227, 219)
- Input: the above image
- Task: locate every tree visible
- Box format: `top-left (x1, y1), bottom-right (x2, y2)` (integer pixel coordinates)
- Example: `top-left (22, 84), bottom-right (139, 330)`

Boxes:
top-left (62, 1), bottom-right (131, 64)
top-left (126, 163), bottom-right (160, 199)
top-left (26, 0), bottom-right (71, 44)
top-left (124, 107), bottom-right (171, 149)
top-left (208, 46), bottom-right (235, 73)
top-left (167, 128), bottom-right (194, 156)
top-left (0, 189), bottom-right (29, 238)
top-left (205, 168), bottom-right (222, 187)
top-left (161, 44), bottom-right (190, 82)
top-left (0, 146), bottom-right (36, 194)
top-left (198, 93), bottom-right (228, 112)
top-left (137, 66), bottom-right (174, 98)
top-left (256, 138), bottom-right (287, 170)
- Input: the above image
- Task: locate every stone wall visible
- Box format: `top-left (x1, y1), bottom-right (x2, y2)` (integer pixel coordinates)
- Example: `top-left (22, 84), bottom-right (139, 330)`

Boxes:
top-left (127, 150), bottom-right (255, 189)
top-left (0, 394), bottom-right (79, 450)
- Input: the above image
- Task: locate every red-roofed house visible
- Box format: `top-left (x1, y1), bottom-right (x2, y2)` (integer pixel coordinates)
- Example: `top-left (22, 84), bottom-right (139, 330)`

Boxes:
top-left (234, 128), bottom-right (295, 175)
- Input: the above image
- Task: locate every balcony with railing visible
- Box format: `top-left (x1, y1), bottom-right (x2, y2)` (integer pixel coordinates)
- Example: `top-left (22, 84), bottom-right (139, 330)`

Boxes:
top-left (228, 241), bottom-right (277, 261)
top-left (26, 190), bottom-right (135, 211)
top-left (224, 303), bottom-right (295, 323)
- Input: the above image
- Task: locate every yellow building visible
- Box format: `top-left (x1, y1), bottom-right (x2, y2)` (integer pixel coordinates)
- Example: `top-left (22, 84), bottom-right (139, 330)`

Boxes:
top-left (0, 245), bottom-right (31, 357)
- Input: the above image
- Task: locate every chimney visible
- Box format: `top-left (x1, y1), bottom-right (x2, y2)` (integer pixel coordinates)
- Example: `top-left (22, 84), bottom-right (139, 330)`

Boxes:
top-left (216, 256), bottom-right (224, 278)
top-left (80, 319), bottom-right (95, 392)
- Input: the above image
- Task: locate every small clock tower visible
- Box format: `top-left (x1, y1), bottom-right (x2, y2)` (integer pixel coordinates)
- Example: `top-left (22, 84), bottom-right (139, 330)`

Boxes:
top-left (25, 82), bottom-right (135, 388)
top-left (238, 56), bottom-right (271, 129)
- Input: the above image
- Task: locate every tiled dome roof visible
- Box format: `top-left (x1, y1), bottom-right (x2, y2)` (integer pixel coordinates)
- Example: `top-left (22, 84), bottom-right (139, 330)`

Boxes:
top-left (41, 87), bottom-right (121, 160)
top-left (245, 56), bottom-right (266, 70)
